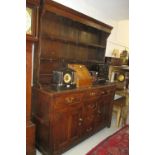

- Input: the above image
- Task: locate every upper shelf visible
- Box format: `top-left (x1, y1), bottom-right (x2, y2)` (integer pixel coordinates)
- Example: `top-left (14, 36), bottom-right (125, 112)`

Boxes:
top-left (42, 34), bottom-right (106, 49)
top-left (40, 57), bottom-right (104, 64)
top-left (42, 0), bottom-right (113, 33)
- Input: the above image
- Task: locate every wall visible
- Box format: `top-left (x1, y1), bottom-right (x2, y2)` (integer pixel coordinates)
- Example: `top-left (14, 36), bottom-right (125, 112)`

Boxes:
top-left (106, 20), bottom-right (129, 57)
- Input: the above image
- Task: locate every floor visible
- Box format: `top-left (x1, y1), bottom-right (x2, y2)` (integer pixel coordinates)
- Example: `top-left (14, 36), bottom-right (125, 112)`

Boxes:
top-left (36, 114), bottom-right (121, 155)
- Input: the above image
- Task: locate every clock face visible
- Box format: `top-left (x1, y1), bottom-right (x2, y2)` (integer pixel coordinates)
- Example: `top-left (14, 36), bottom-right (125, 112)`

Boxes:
top-left (26, 7), bottom-right (32, 34)
top-left (63, 73), bottom-right (72, 84)
top-left (117, 74), bottom-right (125, 82)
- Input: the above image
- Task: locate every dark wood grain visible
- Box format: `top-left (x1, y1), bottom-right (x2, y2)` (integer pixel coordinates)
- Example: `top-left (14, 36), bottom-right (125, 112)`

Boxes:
top-left (33, 0), bottom-right (112, 87)
top-left (26, 1), bottom-right (40, 154)
top-left (32, 84), bottom-right (115, 155)
top-left (31, 1), bottom-right (115, 155)
top-left (26, 39), bottom-right (36, 155)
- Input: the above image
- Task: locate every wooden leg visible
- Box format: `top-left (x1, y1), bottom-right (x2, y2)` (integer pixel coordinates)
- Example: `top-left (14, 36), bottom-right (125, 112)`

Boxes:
top-left (116, 109), bottom-right (121, 127)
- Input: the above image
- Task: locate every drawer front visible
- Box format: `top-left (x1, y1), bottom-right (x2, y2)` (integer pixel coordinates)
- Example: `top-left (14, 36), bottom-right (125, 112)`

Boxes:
top-left (84, 100), bottom-right (98, 114)
top-left (84, 89), bottom-right (100, 100)
top-left (54, 92), bottom-right (83, 109)
top-left (83, 115), bottom-right (95, 135)
top-left (99, 87), bottom-right (115, 96)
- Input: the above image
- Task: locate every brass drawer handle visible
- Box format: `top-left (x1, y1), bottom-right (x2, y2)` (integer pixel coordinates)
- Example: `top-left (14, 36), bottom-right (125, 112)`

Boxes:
top-left (101, 90), bottom-right (111, 95)
top-left (97, 110), bottom-right (102, 114)
top-left (79, 118), bottom-right (83, 122)
top-left (78, 118), bottom-right (83, 126)
top-left (89, 92), bottom-right (96, 96)
top-left (88, 104), bottom-right (96, 109)
top-left (101, 91), bottom-right (105, 95)
top-left (65, 97), bottom-right (75, 104)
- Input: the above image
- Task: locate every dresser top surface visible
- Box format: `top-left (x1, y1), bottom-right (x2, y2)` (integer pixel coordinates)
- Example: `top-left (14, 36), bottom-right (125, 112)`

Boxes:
top-left (33, 82), bottom-right (116, 96)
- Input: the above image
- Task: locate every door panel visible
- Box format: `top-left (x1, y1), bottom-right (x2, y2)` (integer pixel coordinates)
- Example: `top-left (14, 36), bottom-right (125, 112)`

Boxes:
top-left (53, 110), bottom-right (69, 150)
top-left (69, 106), bottom-right (83, 142)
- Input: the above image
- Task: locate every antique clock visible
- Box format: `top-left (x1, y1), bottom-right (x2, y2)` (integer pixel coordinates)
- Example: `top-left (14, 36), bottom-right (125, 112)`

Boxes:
top-left (26, 7), bottom-right (32, 35)
top-left (90, 63), bottom-right (109, 84)
top-left (26, 0), bottom-right (39, 40)
top-left (51, 68), bottom-right (76, 91)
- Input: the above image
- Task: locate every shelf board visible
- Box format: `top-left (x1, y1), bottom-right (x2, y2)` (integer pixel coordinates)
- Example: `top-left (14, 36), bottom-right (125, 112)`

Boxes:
top-left (40, 57), bottom-right (103, 64)
top-left (42, 34), bottom-right (106, 49)
top-left (110, 65), bottom-right (129, 70)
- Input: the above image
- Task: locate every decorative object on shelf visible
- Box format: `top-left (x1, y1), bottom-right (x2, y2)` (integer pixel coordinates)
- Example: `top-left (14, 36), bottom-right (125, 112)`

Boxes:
top-left (120, 49), bottom-right (129, 65)
top-left (112, 48), bottom-right (120, 58)
top-left (117, 73), bottom-right (125, 82)
top-left (90, 63), bottom-right (109, 84)
top-left (26, 7), bottom-right (32, 35)
top-left (26, 0), bottom-right (39, 40)
top-left (105, 57), bottom-right (122, 66)
top-left (51, 68), bottom-right (76, 90)
top-left (109, 65), bottom-right (129, 90)
top-left (68, 64), bottom-right (92, 88)
top-left (89, 71), bottom-right (99, 83)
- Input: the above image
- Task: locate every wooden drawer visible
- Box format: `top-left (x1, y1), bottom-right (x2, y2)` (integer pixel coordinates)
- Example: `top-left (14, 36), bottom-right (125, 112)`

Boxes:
top-left (83, 115), bottom-right (95, 135)
top-left (99, 87), bottom-right (115, 96)
top-left (84, 89), bottom-right (100, 100)
top-left (84, 100), bottom-right (98, 114)
top-left (54, 92), bottom-right (83, 109)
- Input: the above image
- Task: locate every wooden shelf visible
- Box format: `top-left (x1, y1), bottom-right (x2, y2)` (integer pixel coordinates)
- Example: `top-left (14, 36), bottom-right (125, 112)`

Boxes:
top-left (33, 0), bottom-right (112, 86)
top-left (40, 57), bottom-right (103, 64)
top-left (43, 34), bottom-right (106, 49)
top-left (109, 65), bottom-right (129, 70)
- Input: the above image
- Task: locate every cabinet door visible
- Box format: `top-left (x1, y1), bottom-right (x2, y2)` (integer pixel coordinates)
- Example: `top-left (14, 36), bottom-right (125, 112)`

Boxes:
top-left (53, 106), bottom-right (83, 151)
top-left (83, 115), bottom-right (95, 135)
top-left (83, 100), bottom-right (98, 135)
top-left (69, 106), bottom-right (83, 143)
top-left (104, 94), bottom-right (114, 127)
top-left (53, 109), bottom-right (70, 151)
top-left (95, 101), bottom-right (107, 130)
top-left (100, 94), bottom-right (114, 127)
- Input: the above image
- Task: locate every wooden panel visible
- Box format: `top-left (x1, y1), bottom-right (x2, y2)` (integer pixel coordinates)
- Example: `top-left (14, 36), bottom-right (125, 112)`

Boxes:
top-left (84, 89), bottom-right (100, 100)
top-left (33, 0), bottom-right (113, 87)
top-left (41, 40), bottom-right (69, 59)
top-left (26, 122), bottom-right (36, 155)
top-left (32, 84), bottom-right (116, 155)
top-left (39, 60), bottom-right (62, 74)
top-left (43, 0), bottom-right (113, 32)
top-left (26, 41), bottom-right (32, 121)
top-left (39, 74), bottom-right (52, 85)
top-left (68, 105), bottom-right (83, 143)
top-left (95, 102), bottom-right (107, 129)
top-left (54, 92), bottom-right (83, 110)
top-left (82, 114), bottom-right (95, 135)
top-left (53, 109), bottom-right (70, 150)
top-left (84, 100), bottom-right (98, 114)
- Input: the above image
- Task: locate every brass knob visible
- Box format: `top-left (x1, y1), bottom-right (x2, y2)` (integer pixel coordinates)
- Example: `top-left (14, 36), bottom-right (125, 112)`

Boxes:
top-left (101, 91), bottom-right (105, 95)
top-left (90, 92), bottom-right (95, 96)
top-left (65, 97), bottom-right (74, 104)
top-left (88, 104), bottom-right (96, 109)
top-left (79, 118), bottom-right (83, 122)
top-left (98, 110), bottom-right (101, 114)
